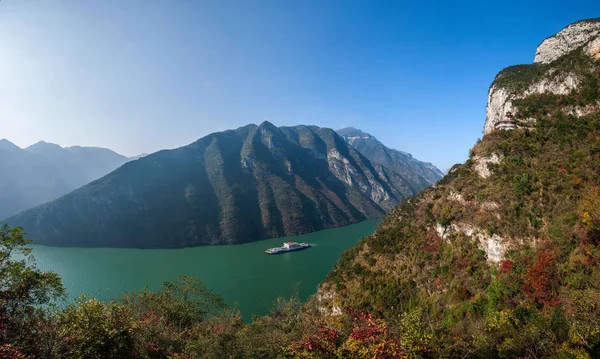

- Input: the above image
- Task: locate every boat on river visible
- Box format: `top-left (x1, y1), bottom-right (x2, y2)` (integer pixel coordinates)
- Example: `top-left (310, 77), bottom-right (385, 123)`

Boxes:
top-left (265, 241), bottom-right (310, 255)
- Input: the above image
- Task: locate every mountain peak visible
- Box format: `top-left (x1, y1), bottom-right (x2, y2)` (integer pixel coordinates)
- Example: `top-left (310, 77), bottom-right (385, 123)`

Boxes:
top-left (336, 128), bottom-right (443, 184)
top-left (257, 121), bottom-right (284, 138)
top-left (336, 127), bottom-right (373, 139)
top-left (26, 141), bottom-right (64, 153)
top-left (258, 120), bottom-right (277, 129)
top-left (534, 17), bottom-right (600, 64)
top-left (0, 138), bottom-right (21, 151)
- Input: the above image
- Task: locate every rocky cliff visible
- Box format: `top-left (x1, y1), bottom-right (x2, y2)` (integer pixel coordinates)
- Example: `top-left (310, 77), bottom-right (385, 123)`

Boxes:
top-left (4, 122), bottom-right (435, 248)
top-left (313, 19), bottom-right (600, 357)
top-left (483, 18), bottom-right (600, 135)
top-left (535, 19), bottom-right (600, 63)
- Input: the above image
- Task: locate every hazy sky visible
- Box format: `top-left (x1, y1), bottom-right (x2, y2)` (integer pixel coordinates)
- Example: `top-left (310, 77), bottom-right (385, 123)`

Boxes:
top-left (1, 1), bottom-right (599, 170)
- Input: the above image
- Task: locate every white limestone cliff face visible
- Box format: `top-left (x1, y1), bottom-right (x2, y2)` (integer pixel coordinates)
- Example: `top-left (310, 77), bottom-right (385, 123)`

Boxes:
top-left (473, 153), bottom-right (503, 178)
top-left (435, 223), bottom-right (511, 263)
top-left (483, 74), bottom-right (580, 135)
top-left (534, 20), bottom-right (600, 64)
top-left (326, 149), bottom-right (393, 209)
top-left (315, 290), bottom-right (343, 316)
top-left (483, 20), bottom-right (600, 136)
top-left (587, 37), bottom-right (600, 60)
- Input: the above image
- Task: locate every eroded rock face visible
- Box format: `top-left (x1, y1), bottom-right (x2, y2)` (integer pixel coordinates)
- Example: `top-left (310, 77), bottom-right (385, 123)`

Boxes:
top-left (534, 20), bottom-right (600, 64)
top-left (587, 37), bottom-right (600, 60)
top-left (314, 290), bottom-right (343, 316)
top-left (326, 149), bottom-right (394, 210)
top-left (483, 74), bottom-right (580, 135)
top-left (435, 223), bottom-right (510, 263)
top-left (473, 153), bottom-right (503, 179)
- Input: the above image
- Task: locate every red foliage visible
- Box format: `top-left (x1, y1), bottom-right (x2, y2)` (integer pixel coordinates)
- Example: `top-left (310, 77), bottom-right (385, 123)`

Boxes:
top-left (348, 309), bottom-right (387, 342)
top-left (522, 250), bottom-right (561, 308)
top-left (140, 309), bottom-right (171, 329)
top-left (500, 260), bottom-right (514, 274)
top-left (423, 231), bottom-right (442, 254)
top-left (291, 309), bottom-right (407, 358)
top-left (290, 325), bottom-right (341, 355)
top-left (558, 167), bottom-right (567, 175)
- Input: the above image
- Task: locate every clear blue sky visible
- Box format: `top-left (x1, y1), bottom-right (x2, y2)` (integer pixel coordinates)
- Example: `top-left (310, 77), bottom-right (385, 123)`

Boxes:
top-left (1, 1), bottom-right (598, 170)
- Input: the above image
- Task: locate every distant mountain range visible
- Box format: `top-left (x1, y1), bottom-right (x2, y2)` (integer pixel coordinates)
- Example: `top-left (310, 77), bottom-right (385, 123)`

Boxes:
top-left (4, 122), bottom-right (442, 248)
top-left (0, 139), bottom-right (138, 219)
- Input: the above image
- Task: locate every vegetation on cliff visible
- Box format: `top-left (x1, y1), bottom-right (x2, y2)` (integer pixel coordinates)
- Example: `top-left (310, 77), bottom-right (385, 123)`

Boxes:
top-left (314, 46), bottom-right (600, 358)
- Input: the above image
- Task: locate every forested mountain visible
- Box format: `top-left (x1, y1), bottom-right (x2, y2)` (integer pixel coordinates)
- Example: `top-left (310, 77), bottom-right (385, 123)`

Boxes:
top-left (5, 122), bottom-right (436, 248)
top-left (337, 127), bottom-right (443, 187)
top-left (0, 140), bottom-right (130, 219)
top-left (312, 18), bottom-right (600, 357)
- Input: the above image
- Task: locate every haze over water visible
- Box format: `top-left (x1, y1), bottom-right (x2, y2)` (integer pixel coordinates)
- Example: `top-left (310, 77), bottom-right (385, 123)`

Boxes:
top-left (29, 219), bottom-right (380, 319)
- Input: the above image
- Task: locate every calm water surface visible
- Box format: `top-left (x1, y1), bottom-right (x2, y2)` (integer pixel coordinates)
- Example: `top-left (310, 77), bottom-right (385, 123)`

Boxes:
top-left (30, 219), bottom-right (380, 319)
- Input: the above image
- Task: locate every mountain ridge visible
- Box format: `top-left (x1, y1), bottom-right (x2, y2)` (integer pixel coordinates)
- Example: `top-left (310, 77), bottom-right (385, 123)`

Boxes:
top-left (5, 122), bottom-right (439, 248)
top-left (336, 127), bottom-right (443, 187)
top-left (0, 140), bottom-right (134, 219)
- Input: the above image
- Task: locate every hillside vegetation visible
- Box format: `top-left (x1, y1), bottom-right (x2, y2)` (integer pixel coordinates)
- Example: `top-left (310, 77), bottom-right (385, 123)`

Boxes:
top-left (313, 38), bottom-right (600, 358)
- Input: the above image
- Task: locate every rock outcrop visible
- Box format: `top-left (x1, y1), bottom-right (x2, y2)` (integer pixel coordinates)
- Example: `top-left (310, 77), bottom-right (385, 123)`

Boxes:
top-left (336, 127), bottom-right (443, 187)
top-left (483, 18), bottom-right (600, 135)
top-left (534, 19), bottom-right (600, 63)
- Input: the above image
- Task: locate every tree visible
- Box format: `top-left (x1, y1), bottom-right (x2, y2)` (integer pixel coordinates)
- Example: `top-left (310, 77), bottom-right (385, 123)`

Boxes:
top-left (0, 224), bottom-right (64, 354)
top-left (120, 276), bottom-right (226, 330)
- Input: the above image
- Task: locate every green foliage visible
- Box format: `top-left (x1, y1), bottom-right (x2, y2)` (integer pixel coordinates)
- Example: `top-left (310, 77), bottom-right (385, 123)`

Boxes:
top-left (493, 63), bottom-right (544, 93)
top-left (55, 296), bottom-right (135, 359)
top-left (120, 276), bottom-right (226, 329)
top-left (0, 224), bottom-right (64, 358)
top-left (0, 224), bottom-right (64, 312)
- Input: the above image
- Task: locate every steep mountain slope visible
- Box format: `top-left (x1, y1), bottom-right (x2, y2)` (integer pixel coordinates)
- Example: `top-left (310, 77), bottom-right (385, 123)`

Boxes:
top-left (5, 122), bottom-right (429, 248)
top-left (337, 127), bottom-right (443, 187)
top-left (313, 19), bottom-right (600, 357)
top-left (0, 140), bottom-right (130, 219)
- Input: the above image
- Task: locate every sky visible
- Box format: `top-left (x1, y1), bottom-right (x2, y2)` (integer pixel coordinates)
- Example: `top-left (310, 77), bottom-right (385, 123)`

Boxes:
top-left (1, 1), bottom-right (599, 171)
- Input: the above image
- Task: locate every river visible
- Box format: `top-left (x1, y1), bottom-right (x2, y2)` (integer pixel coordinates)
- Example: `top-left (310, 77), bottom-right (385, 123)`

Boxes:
top-left (29, 219), bottom-right (380, 319)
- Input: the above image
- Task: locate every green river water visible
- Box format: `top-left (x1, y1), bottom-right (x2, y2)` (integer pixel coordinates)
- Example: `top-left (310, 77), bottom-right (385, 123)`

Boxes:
top-left (29, 219), bottom-right (380, 319)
